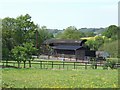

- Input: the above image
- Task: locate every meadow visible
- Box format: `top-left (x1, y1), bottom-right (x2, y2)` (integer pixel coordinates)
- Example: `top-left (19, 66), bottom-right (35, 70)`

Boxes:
top-left (1, 68), bottom-right (118, 88)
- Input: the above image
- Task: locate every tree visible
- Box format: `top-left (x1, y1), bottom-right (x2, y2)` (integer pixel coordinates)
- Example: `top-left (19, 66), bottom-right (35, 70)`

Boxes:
top-left (102, 25), bottom-right (119, 40)
top-left (11, 42), bottom-right (37, 68)
top-left (2, 14), bottom-right (38, 60)
top-left (11, 46), bottom-right (24, 68)
top-left (37, 26), bottom-right (53, 53)
top-left (94, 36), bottom-right (104, 49)
top-left (15, 14), bottom-right (38, 45)
top-left (85, 40), bottom-right (97, 50)
top-left (22, 42), bottom-right (37, 68)
top-left (99, 40), bottom-right (118, 58)
top-left (84, 32), bottom-right (95, 37)
top-left (2, 17), bottom-right (16, 60)
top-left (85, 36), bottom-right (104, 50)
top-left (56, 26), bottom-right (82, 39)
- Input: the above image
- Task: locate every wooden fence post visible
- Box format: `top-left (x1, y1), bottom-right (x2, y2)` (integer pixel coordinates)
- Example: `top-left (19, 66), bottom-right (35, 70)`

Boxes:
top-left (85, 62), bottom-right (87, 69)
top-left (67, 65), bottom-right (68, 70)
top-left (47, 61), bottom-right (48, 69)
top-left (74, 62), bottom-right (75, 69)
top-left (44, 64), bottom-right (45, 69)
top-left (13, 62), bottom-right (15, 67)
top-left (52, 61), bottom-right (53, 68)
top-left (59, 64), bottom-right (60, 69)
top-left (63, 62), bottom-right (64, 69)
top-left (6, 60), bottom-right (8, 66)
top-left (40, 61), bottom-right (42, 69)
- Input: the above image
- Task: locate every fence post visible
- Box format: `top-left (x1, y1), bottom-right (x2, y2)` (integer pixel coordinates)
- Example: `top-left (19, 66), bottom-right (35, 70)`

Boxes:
top-left (44, 64), bottom-right (45, 69)
top-left (40, 61), bottom-right (42, 69)
top-left (67, 65), bottom-right (68, 70)
top-left (6, 60), bottom-right (8, 66)
top-left (63, 62), bottom-right (64, 69)
top-left (74, 62), bottom-right (75, 69)
top-left (13, 62), bottom-right (15, 67)
top-left (95, 61), bottom-right (97, 69)
top-left (59, 64), bottom-right (60, 69)
top-left (52, 61), bottom-right (53, 68)
top-left (85, 62), bottom-right (87, 69)
top-left (47, 61), bottom-right (48, 69)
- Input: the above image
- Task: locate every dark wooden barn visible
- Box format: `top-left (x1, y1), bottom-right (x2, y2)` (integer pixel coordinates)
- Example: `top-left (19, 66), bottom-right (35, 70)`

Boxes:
top-left (42, 39), bottom-right (96, 61)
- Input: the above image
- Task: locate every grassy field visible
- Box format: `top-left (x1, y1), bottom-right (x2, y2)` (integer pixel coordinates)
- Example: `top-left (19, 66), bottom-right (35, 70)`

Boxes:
top-left (1, 68), bottom-right (118, 88)
top-left (80, 36), bottom-right (106, 40)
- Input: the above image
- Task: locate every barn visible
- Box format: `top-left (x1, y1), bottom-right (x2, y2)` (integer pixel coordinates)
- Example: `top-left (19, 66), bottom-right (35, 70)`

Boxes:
top-left (42, 39), bottom-right (96, 61)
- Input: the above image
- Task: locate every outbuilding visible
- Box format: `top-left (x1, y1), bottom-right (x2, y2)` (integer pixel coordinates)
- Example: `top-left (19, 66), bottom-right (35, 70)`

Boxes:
top-left (42, 39), bottom-right (96, 61)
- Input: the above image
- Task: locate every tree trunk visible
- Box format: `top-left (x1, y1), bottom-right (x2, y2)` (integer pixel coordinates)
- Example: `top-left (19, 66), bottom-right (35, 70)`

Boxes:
top-left (17, 61), bottom-right (20, 68)
top-left (29, 61), bottom-right (31, 68)
top-left (95, 64), bottom-right (97, 69)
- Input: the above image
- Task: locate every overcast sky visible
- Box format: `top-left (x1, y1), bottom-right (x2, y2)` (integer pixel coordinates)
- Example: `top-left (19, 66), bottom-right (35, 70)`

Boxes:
top-left (0, 0), bottom-right (119, 29)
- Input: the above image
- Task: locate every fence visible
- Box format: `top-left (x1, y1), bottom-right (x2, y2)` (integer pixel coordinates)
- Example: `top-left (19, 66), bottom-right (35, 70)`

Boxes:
top-left (1, 60), bottom-right (104, 70)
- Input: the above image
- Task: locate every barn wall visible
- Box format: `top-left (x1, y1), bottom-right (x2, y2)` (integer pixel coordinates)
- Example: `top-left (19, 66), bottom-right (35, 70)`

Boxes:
top-left (55, 49), bottom-right (75, 55)
top-left (85, 50), bottom-right (96, 57)
top-left (75, 50), bottom-right (85, 60)
top-left (53, 49), bottom-right (76, 58)
top-left (53, 43), bottom-right (80, 46)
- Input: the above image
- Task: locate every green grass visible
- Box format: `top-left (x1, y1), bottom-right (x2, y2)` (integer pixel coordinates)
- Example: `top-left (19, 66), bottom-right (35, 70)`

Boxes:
top-left (2, 68), bottom-right (118, 88)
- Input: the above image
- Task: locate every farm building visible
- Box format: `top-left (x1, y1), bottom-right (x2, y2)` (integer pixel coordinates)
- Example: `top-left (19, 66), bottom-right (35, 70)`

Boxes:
top-left (42, 39), bottom-right (96, 61)
top-left (96, 51), bottom-right (110, 61)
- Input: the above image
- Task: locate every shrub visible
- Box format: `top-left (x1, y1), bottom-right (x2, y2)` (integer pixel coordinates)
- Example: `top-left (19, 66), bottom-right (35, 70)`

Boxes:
top-left (102, 58), bottom-right (118, 69)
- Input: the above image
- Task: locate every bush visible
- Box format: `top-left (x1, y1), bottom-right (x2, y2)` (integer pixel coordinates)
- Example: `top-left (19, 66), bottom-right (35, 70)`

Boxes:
top-left (89, 58), bottom-right (97, 69)
top-left (102, 58), bottom-right (118, 69)
top-left (99, 40), bottom-right (118, 58)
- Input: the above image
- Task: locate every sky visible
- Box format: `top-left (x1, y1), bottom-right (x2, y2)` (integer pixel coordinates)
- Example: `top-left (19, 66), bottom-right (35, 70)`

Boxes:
top-left (0, 0), bottom-right (119, 29)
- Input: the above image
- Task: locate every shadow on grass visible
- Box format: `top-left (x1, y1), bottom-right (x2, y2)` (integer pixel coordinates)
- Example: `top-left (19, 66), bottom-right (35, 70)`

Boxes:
top-left (0, 65), bottom-right (19, 69)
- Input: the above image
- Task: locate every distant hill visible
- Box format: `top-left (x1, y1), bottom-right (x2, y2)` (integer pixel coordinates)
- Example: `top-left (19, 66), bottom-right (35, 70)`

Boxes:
top-left (47, 28), bottom-right (106, 36)
top-left (47, 29), bottom-right (63, 36)
top-left (79, 28), bottom-right (106, 34)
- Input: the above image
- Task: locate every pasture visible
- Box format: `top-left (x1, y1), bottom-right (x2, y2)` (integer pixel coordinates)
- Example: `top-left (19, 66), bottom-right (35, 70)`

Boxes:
top-left (1, 68), bottom-right (118, 88)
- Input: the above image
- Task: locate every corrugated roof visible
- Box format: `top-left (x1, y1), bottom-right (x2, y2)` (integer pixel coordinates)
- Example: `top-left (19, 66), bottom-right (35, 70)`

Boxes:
top-left (52, 45), bottom-right (83, 50)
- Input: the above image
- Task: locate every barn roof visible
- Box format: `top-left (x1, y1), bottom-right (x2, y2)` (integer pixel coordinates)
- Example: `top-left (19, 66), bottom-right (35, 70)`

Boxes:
top-left (43, 39), bottom-right (87, 46)
top-left (52, 45), bottom-right (83, 50)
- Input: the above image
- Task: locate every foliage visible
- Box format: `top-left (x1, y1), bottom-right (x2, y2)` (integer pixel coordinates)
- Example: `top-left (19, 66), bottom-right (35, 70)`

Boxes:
top-left (55, 26), bottom-right (83, 39)
top-left (99, 40), bottom-right (118, 58)
top-left (85, 36), bottom-right (107, 50)
top-left (85, 25), bottom-right (119, 52)
top-left (85, 40), bottom-right (96, 50)
top-left (103, 58), bottom-right (118, 69)
top-left (2, 14), bottom-right (54, 59)
top-left (94, 36), bottom-right (104, 49)
top-left (89, 58), bottom-right (97, 69)
top-left (84, 31), bottom-right (95, 37)
top-left (79, 28), bottom-right (105, 34)
top-left (11, 42), bottom-right (37, 68)
top-left (102, 25), bottom-right (119, 40)
top-left (2, 17), bottom-right (16, 58)
top-left (37, 26), bottom-right (54, 50)
top-left (2, 14), bottom-right (38, 60)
